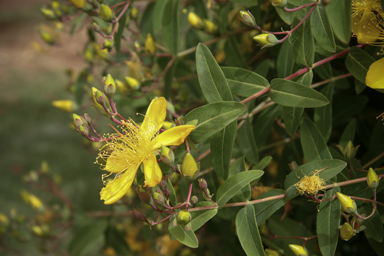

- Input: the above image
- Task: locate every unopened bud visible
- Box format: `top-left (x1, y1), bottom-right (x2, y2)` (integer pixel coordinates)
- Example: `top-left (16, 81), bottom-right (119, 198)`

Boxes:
top-left (84, 113), bottom-right (92, 124)
top-left (130, 210), bottom-right (148, 222)
top-left (265, 249), bottom-right (280, 256)
top-left (162, 121), bottom-right (174, 130)
top-left (52, 100), bottom-right (77, 112)
top-left (181, 153), bottom-right (200, 182)
top-left (188, 12), bottom-right (204, 30)
top-left (269, 0), bottom-right (287, 8)
top-left (367, 168), bottom-right (379, 190)
top-left (159, 178), bottom-right (168, 191)
top-left (259, 221), bottom-right (269, 236)
top-left (99, 4), bottom-right (113, 21)
top-left (177, 210), bottom-right (192, 225)
top-left (116, 79), bottom-right (129, 94)
top-left (41, 8), bottom-right (56, 20)
top-left (161, 145), bottom-right (175, 166)
top-left (79, 125), bottom-right (90, 138)
top-left (103, 74), bottom-right (116, 98)
top-left (339, 222), bottom-right (354, 241)
top-left (153, 192), bottom-right (164, 205)
top-left (190, 196), bottom-right (198, 206)
top-left (130, 6), bottom-right (138, 19)
top-left (92, 87), bottom-right (113, 116)
top-left (344, 141), bottom-right (359, 161)
top-left (175, 116), bottom-right (185, 125)
top-left (124, 76), bottom-right (140, 90)
top-left (103, 39), bottom-right (114, 51)
top-left (203, 19), bottom-right (218, 34)
top-left (145, 34), bottom-right (156, 57)
top-left (41, 161), bottom-right (49, 173)
top-left (69, 0), bottom-right (85, 8)
top-left (198, 178), bottom-right (208, 191)
top-left (73, 114), bottom-right (83, 128)
top-left (239, 10), bottom-right (256, 27)
top-left (136, 186), bottom-right (152, 205)
top-left (253, 33), bottom-right (279, 48)
top-left (337, 192), bottom-right (357, 215)
top-left (288, 244), bottom-right (308, 256)
top-left (39, 29), bottom-right (55, 45)
top-left (164, 188), bottom-right (171, 198)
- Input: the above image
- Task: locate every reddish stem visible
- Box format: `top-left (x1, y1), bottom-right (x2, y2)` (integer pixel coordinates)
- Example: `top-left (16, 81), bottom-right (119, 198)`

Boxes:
top-left (185, 183), bottom-right (193, 210)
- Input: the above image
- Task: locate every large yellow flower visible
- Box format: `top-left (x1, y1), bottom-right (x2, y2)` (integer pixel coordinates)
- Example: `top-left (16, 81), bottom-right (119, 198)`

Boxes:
top-left (97, 97), bottom-right (195, 204)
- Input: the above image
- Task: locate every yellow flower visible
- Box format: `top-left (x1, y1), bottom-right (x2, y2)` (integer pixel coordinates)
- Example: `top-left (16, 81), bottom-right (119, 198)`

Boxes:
top-left (366, 57), bottom-right (384, 89)
top-left (97, 97), bottom-right (195, 204)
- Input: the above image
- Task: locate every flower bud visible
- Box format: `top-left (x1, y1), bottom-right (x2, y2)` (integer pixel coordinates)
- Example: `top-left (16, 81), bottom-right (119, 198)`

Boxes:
top-left (124, 76), bottom-right (140, 90)
top-left (159, 178), bottom-right (168, 191)
top-left (153, 192), bottom-right (164, 205)
top-left (259, 221), bottom-right (269, 236)
top-left (136, 186), bottom-right (152, 205)
top-left (116, 79), bottom-right (129, 95)
top-left (41, 8), bottom-right (56, 20)
top-left (288, 244), bottom-right (308, 256)
top-left (92, 87), bottom-right (113, 116)
top-left (84, 113), bottom-right (92, 124)
top-left (198, 177), bottom-right (208, 191)
top-left (20, 190), bottom-right (44, 211)
top-left (79, 125), bottom-right (90, 138)
top-left (160, 145), bottom-right (175, 166)
top-left (337, 192), bottom-right (357, 215)
top-left (367, 167), bottom-right (379, 190)
top-left (103, 39), bottom-right (114, 51)
top-left (203, 19), bottom-right (218, 34)
top-left (177, 210), bottom-right (192, 225)
top-left (145, 34), bottom-right (156, 57)
top-left (181, 153), bottom-right (200, 182)
top-left (130, 210), bottom-right (148, 223)
top-left (73, 114), bottom-right (83, 128)
top-left (190, 196), bottom-right (198, 206)
top-left (339, 222), bottom-right (354, 241)
top-left (265, 249), bottom-right (280, 256)
top-left (239, 10), bottom-right (256, 27)
top-left (39, 28), bottom-right (55, 45)
top-left (103, 74), bottom-right (116, 98)
top-left (130, 6), bottom-right (138, 19)
top-left (69, 0), bottom-right (85, 8)
top-left (344, 141), bottom-right (359, 161)
top-left (188, 12), bottom-right (204, 30)
top-left (0, 213), bottom-right (9, 227)
top-left (269, 0), bottom-right (287, 8)
top-left (164, 188), bottom-right (171, 198)
top-left (253, 33), bottom-right (279, 48)
top-left (162, 121), bottom-right (174, 130)
top-left (52, 100), bottom-right (77, 112)
top-left (99, 4), bottom-right (113, 21)
top-left (41, 161), bottom-right (49, 173)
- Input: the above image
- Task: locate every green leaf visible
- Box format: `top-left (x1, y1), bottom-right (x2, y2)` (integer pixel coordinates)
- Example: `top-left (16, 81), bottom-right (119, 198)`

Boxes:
top-left (317, 187), bottom-right (341, 256)
top-left (167, 178), bottom-right (177, 206)
top-left (291, 13), bottom-right (314, 67)
top-left (70, 13), bottom-right (86, 34)
top-left (277, 40), bottom-right (295, 78)
top-left (229, 157), bottom-right (252, 202)
top-left (211, 121), bottom-right (237, 181)
top-left (270, 78), bottom-right (329, 107)
top-left (368, 237), bottom-right (384, 256)
top-left (310, 5), bottom-right (336, 52)
top-left (75, 68), bottom-right (89, 106)
top-left (284, 159), bottom-right (346, 200)
top-left (276, 5), bottom-right (295, 25)
top-left (300, 117), bottom-right (332, 162)
top-left (216, 170), bottom-right (264, 208)
top-left (345, 46), bottom-right (376, 83)
top-left (190, 201), bottom-right (218, 231)
top-left (253, 156), bottom-right (273, 170)
top-left (339, 119), bottom-right (356, 147)
top-left (254, 105), bottom-right (281, 147)
top-left (363, 204), bottom-right (384, 242)
top-left (238, 117), bottom-right (259, 164)
top-left (254, 189), bottom-right (286, 225)
top-left (152, 0), bottom-right (167, 33)
top-left (222, 67), bottom-right (269, 98)
top-left (314, 55), bottom-right (333, 80)
top-left (196, 43), bottom-right (232, 103)
top-left (168, 218), bottom-right (198, 248)
top-left (114, 10), bottom-right (128, 52)
top-left (236, 204), bottom-right (266, 256)
top-left (184, 102), bottom-right (246, 144)
top-left (68, 220), bottom-right (108, 256)
top-left (325, 0), bottom-right (351, 44)
top-left (105, 226), bottom-right (131, 255)
top-left (224, 36), bottom-right (248, 69)
top-left (282, 106), bottom-right (304, 136)
top-left (162, 0), bottom-right (180, 56)
top-left (369, 120), bottom-right (384, 149)
top-left (314, 82), bottom-right (334, 142)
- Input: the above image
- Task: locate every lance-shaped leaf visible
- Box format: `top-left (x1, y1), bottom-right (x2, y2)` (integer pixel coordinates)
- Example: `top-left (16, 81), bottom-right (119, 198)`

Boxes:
top-left (291, 13), bottom-right (314, 67)
top-left (325, 0), bottom-right (351, 44)
top-left (162, 0), bottom-right (180, 56)
top-left (314, 82), bottom-right (334, 142)
top-left (224, 36), bottom-right (248, 69)
top-left (236, 204), bottom-right (266, 256)
top-left (216, 170), bottom-right (264, 208)
top-left (254, 189), bottom-right (286, 225)
top-left (363, 204), bottom-right (383, 243)
top-left (114, 10), bottom-right (128, 52)
top-left (277, 40), bottom-right (295, 78)
top-left (270, 78), bottom-right (329, 107)
top-left (229, 157), bottom-right (252, 202)
top-left (196, 43), bottom-right (232, 103)
top-left (190, 201), bottom-right (218, 231)
top-left (238, 117), bottom-right (258, 164)
top-left (310, 5), bottom-right (336, 53)
top-left (346, 47), bottom-right (376, 83)
top-left (168, 218), bottom-right (198, 248)
top-left (184, 102), bottom-right (246, 143)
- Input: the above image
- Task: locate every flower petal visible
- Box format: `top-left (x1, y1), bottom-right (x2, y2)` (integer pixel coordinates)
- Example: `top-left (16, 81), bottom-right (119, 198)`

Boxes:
top-left (143, 154), bottom-right (162, 187)
top-left (356, 11), bottom-right (382, 44)
top-left (153, 125), bottom-right (195, 149)
top-left (100, 164), bottom-right (139, 205)
top-left (366, 57), bottom-right (384, 89)
top-left (105, 151), bottom-right (129, 173)
top-left (141, 97), bottom-right (167, 139)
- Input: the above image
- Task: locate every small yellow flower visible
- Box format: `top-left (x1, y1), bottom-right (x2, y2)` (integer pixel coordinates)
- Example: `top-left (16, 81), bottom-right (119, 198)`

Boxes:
top-left (295, 169), bottom-right (325, 195)
top-left (366, 57), bottom-right (384, 89)
top-left (97, 97), bottom-right (195, 204)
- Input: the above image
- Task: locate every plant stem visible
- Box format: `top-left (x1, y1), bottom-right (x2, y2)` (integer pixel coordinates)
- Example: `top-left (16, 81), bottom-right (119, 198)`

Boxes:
top-left (323, 174), bottom-right (384, 190)
top-left (283, 1), bottom-right (317, 12)
top-left (186, 183), bottom-right (193, 210)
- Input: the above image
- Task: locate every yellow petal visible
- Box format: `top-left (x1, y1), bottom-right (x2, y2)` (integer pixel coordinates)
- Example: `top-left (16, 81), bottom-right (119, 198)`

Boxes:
top-left (356, 11), bottom-right (382, 44)
top-left (143, 154), bottom-right (162, 187)
top-left (366, 57), bottom-right (384, 89)
top-left (100, 164), bottom-right (139, 205)
top-left (153, 125), bottom-right (196, 149)
top-left (141, 97), bottom-right (167, 139)
top-left (105, 151), bottom-right (129, 173)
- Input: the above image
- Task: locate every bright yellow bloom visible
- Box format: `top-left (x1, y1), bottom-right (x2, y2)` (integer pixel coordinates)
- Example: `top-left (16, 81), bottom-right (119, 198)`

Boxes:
top-left (366, 57), bottom-right (384, 89)
top-left (97, 97), bottom-right (195, 204)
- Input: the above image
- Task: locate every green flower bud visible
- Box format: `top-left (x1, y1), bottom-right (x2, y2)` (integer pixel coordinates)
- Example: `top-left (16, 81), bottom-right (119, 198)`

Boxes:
top-left (160, 145), bottom-right (175, 166)
top-left (41, 7), bottom-right (56, 20)
top-left (177, 210), bottom-right (192, 225)
top-left (69, 0), bottom-right (85, 8)
top-left (239, 10), bottom-right (256, 27)
top-left (269, 0), bottom-right (287, 8)
top-left (181, 153), bottom-right (200, 182)
top-left (99, 4), bottom-right (113, 21)
top-left (339, 222), bottom-right (354, 241)
top-left (79, 125), bottom-right (90, 138)
top-left (190, 196), bottom-right (198, 206)
top-left (73, 114), bottom-right (83, 128)
top-left (84, 113), bottom-right (92, 124)
top-left (259, 221), bottom-right (269, 236)
top-left (367, 167), bottom-right (379, 189)
top-left (153, 192), bottom-right (164, 205)
top-left (39, 29), bottom-right (55, 45)
top-left (288, 244), bottom-right (308, 256)
top-left (337, 192), bottom-right (357, 215)
top-left (265, 249), bottom-right (280, 256)
top-left (136, 186), bottom-right (152, 205)
top-left (41, 161), bottom-right (49, 173)
top-left (103, 74), bottom-right (116, 98)
top-left (253, 33), bottom-right (279, 48)
top-left (103, 39), bottom-right (114, 51)
top-left (344, 141), bottom-right (359, 161)
top-left (91, 87), bottom-right (113, 116)
top-left (198, 177), bottom-right (208, 191)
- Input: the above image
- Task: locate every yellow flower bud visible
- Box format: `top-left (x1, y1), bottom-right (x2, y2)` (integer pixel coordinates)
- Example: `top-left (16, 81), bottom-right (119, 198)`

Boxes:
top-left (181, 153), bottom-right (200, 182)
top-left (91, 87), bottom-right (112, 116)
top-left (130, 6), bottom-right (139, 20)
top-left (124, 76), bottom-right (140, 90)
top-left (177, 210), bottom-right (192, 225)
top-left (103, 39), bottom-right (114, 51)
top-left (103, 74), bottom-right (116, 98)
top-left (337, 192), bottom-right (357, 215)
top-left (339, 222), bottom-right (354, 241)
top-left (41, 8), bottom-right (56, 20)
top-left (265, 249), bottom-right (280, 256)
top-left (269, 0), bottom-right (287, 8)
top-left (52, 100), bottom-right (77, 112)
top-left (203, 19), bottom-right (218, 34)
top-left (116, 79), bottom-right (129, 95)
top-left (288, 244), bottom-right (308, 256)
top-left (39, 29), bottom-right (55, 45)
top-left (367, 167), bottom-right (379, 189)
top-left (253, 33), bottom-right (279, 48)
top-left (188, 12), bottom-right (204, 30)
top-left (69, 0), bottom-right (85, 8)
top-left (162, 121), bottom-right (174, 130)
top-left (51, 1), bottom-right (60, 10)
top-left (161, 145), bottom-right (175, 166)
top-left (32, 225), bottom-right (44, 236)
top-left (20, 190), bottom-right (44, 211)
top-left (0, 213), bottom-right (9, 227)
top-left (41, 161), bottom-right (49, 173)
top-left (366, 57), bottom-right (384, 89)
top-left (239, 10), bottom-right (256, 27)
top-left (145, 34), bottom-right (156, 57)
top-left (99, 4), bottom-right (113, 21)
